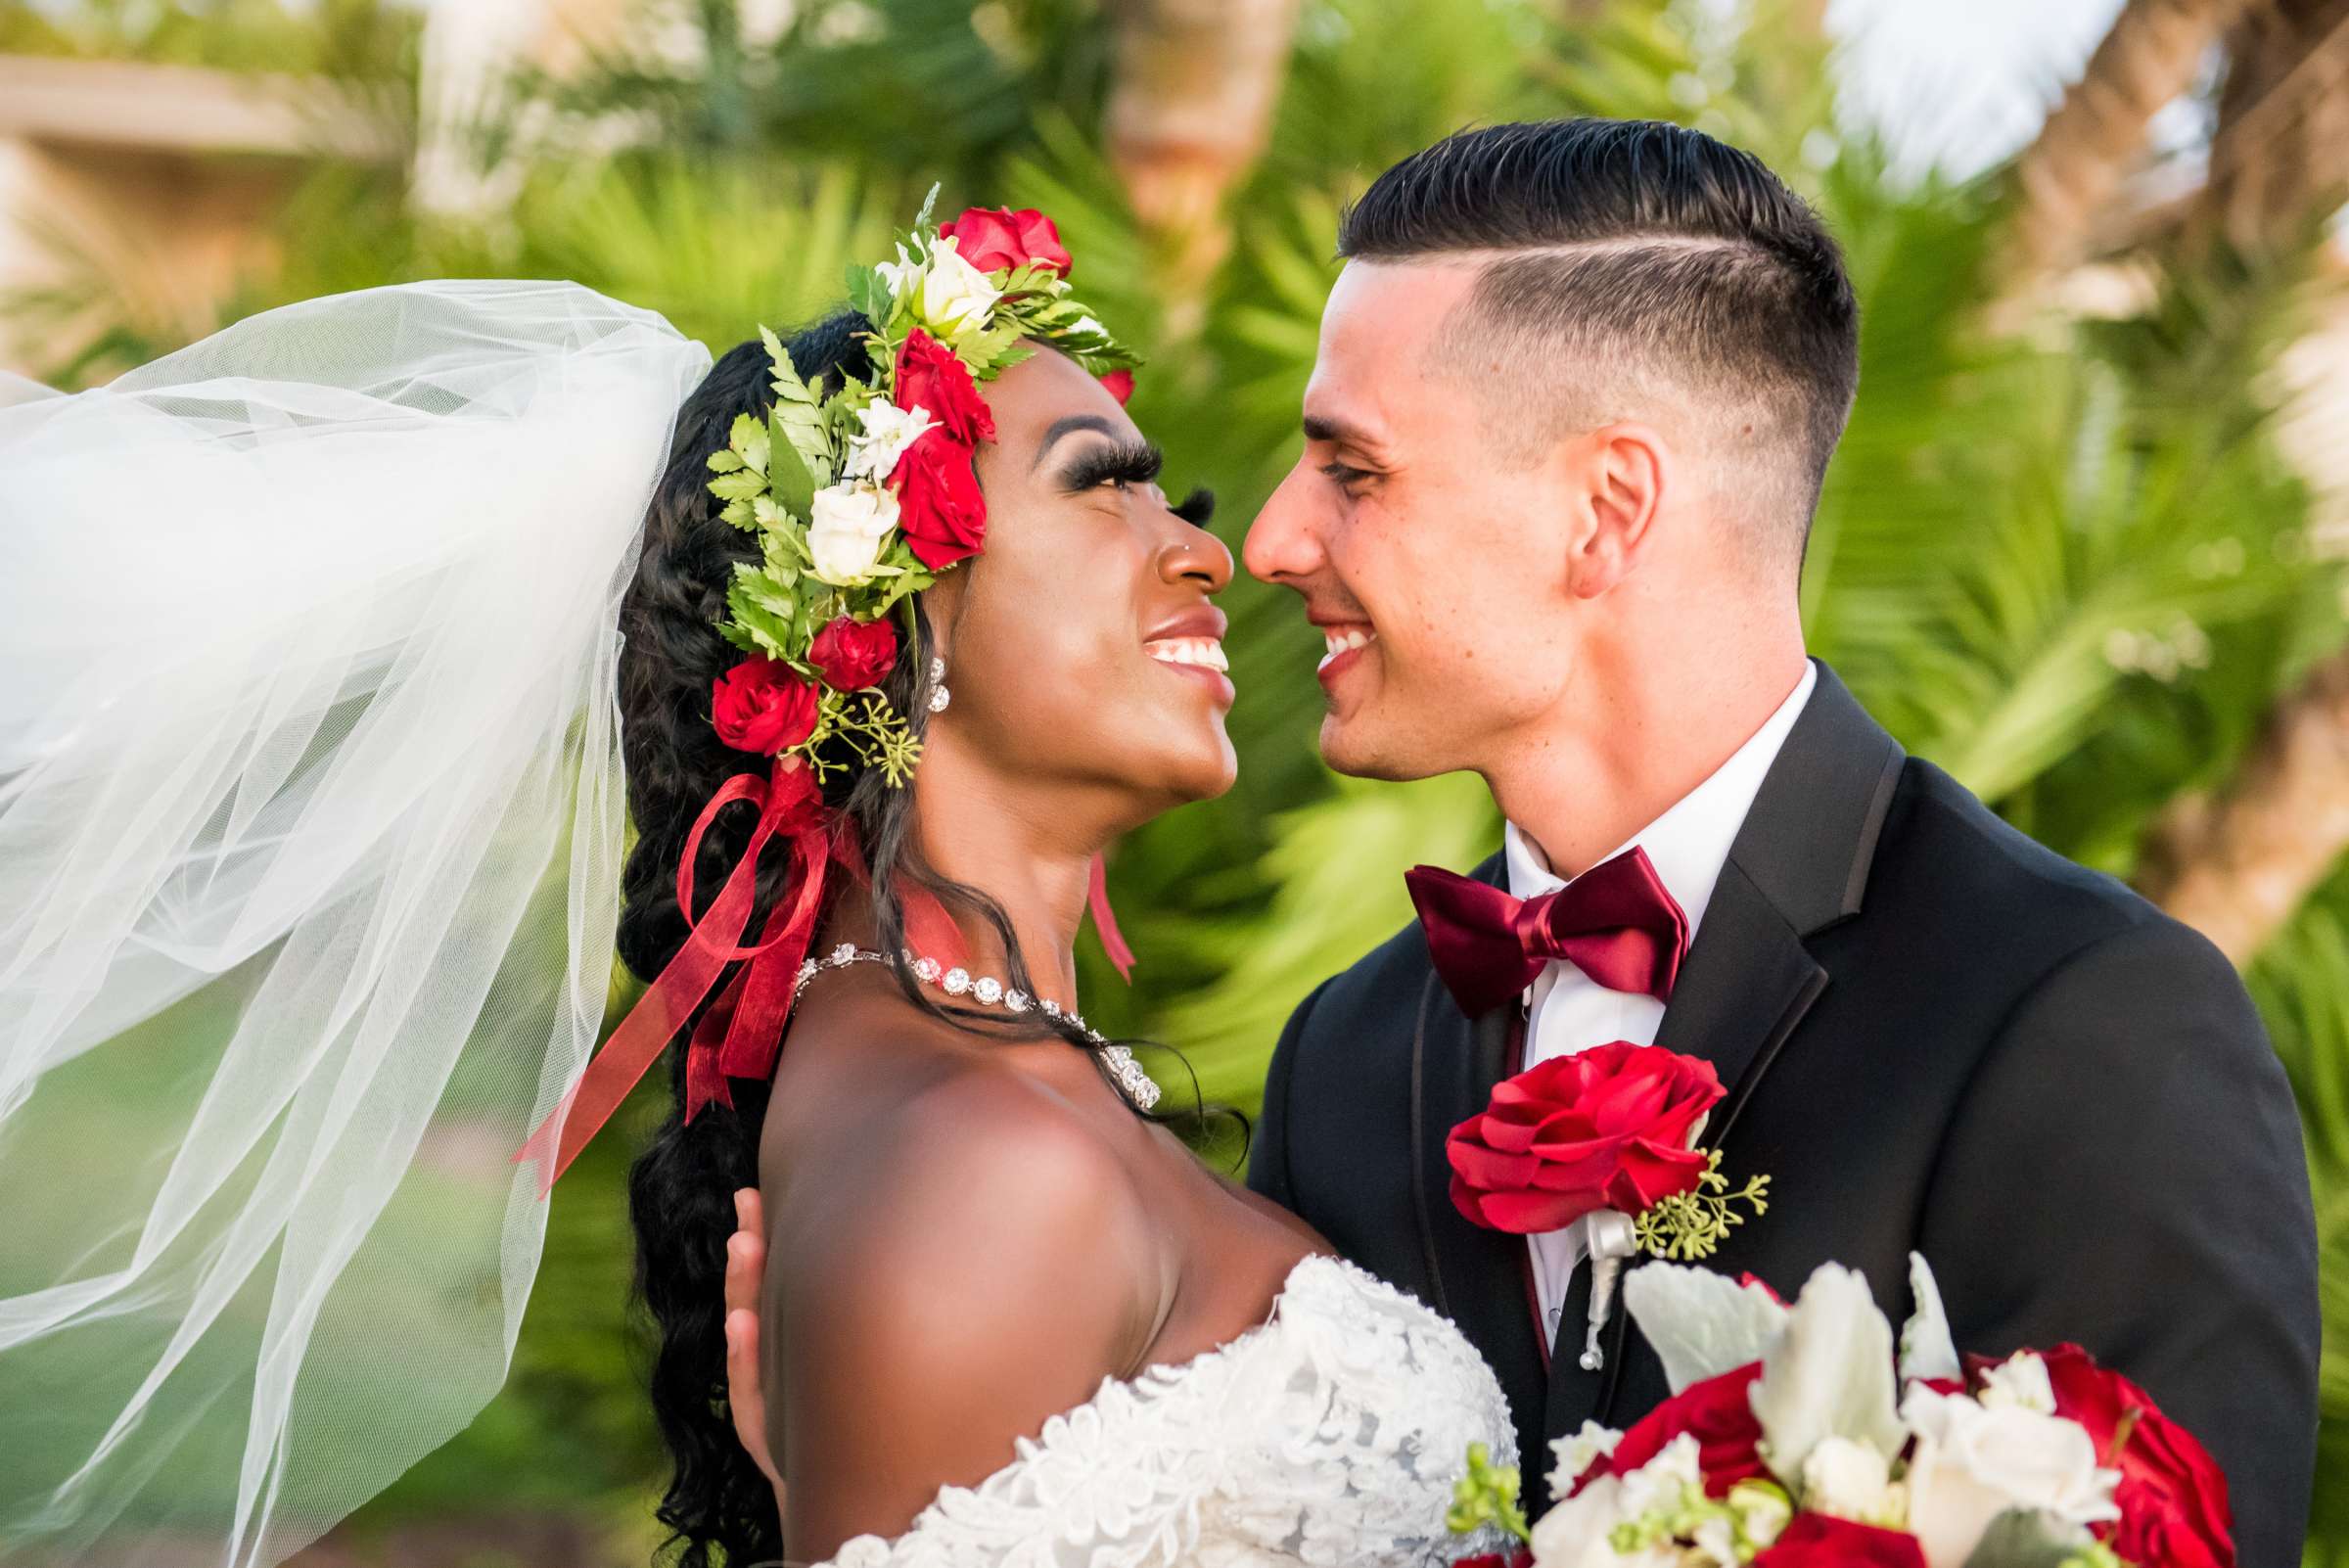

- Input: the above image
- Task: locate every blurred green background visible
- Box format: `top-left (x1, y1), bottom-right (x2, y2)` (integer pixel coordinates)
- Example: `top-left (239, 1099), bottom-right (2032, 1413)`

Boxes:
top-left (4, 0), bottom-right (2347, 1561)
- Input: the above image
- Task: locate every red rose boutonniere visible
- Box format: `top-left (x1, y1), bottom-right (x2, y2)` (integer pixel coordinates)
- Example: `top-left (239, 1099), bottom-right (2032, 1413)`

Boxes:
top-left (1446, 1040), bottom-right (1768, 1257)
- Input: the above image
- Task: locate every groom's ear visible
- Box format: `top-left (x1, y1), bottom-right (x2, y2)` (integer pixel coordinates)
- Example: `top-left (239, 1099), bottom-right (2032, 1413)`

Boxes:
top-left (1562, 421), bottom-right (1668, 601)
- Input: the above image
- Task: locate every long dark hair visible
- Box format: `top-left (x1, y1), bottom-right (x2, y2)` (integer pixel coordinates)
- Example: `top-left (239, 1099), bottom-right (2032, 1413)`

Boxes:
top-left (616, 311), bottom-right (1206, 1568)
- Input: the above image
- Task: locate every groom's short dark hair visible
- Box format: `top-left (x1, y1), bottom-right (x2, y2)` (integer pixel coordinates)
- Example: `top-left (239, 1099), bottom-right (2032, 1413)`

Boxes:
top-left (1337, 118), bottom-right (1859, 573)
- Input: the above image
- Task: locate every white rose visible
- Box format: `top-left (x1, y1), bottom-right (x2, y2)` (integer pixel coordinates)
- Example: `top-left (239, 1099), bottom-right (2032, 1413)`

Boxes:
top-left (1547, 1420), bottom-right (1623, 1498)
top-left (805, 481), bottom-right (898, 586)
top-left (1899, 1385), bottom-right (2120, 1568)
top-left (1800, 1436), bottom-right (1901, 1526)
top-left (843, 398), bottom-right (935, 483)
top-left (917, 235), bottom-right (1003, 339)
top-left (1976, 1352), bottom-right (2057, 1414)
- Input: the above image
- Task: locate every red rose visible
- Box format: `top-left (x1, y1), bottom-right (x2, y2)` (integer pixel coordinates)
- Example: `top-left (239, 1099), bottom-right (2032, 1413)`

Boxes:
top-left (938, 205), bottom-right (1071, 276)
top-left (890, 426), bottom-right (988, 571)
top-left (1451, 1554), bottom-right (1532, 1568)
top-left (711, 656), bottom-right (819, 755)
top-left (807, 615), bottom-right (899, 692)
top-left (2038, 1344), bottom-right (2235, 1568)
top-left (895, 327), bottom-right (995, 446)
top-left (1446, 1040), bottom-right (1723, 1234)
top-left (1752, 1513), bottom-right (1927, 1568)
top-left (1098, 368), bottom-right (1134, 406)
top-left (1581, 1362), bottom-right (1769, 1499)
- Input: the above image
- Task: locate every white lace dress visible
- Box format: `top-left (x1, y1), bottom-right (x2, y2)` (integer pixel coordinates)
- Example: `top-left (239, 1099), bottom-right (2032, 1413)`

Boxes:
top-left (821, 1254), bottom-right (1518, 1568)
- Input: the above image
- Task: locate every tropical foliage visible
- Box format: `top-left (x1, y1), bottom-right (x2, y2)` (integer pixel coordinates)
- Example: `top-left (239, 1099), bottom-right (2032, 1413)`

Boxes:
top-left (6, 0), bottom-right (2344, 1559)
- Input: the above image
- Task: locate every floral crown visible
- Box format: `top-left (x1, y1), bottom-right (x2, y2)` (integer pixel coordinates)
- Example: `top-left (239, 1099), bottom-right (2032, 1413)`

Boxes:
top-left (703, 188), bottom-right (1141, 786)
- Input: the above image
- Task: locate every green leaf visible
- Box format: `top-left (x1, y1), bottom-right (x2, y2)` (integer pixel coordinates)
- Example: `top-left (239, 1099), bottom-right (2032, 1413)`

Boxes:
top-left (727, 411), bottom-right (769, 476)
top-left (725, 571), bottom-right (796, 660)
top-left (706, 449), bottom-right (746, 474)
top-left (708, 469), bottom-right (767, 503)
top-left (718, 496), bottom-right (757, 531)
top-left (765, 410), bottom-right (818, 521)
top-left (847, 262), bottom-right (891, 324)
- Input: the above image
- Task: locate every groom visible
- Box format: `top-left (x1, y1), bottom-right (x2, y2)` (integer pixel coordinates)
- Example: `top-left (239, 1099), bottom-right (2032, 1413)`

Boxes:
top-left (1239, 117), bottom-right (2320, 1563)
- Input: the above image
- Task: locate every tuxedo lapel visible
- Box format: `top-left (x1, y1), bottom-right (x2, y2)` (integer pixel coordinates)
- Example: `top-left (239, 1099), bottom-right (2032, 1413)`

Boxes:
top-left (1409, 924), bottom-right (1550, 1483)
top-left (1572, 661), bottom-right (1906, 1435)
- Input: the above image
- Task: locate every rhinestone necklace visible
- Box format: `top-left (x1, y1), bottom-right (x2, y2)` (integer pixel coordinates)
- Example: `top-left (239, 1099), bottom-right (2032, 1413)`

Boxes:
top-left (793, 944), bottom-right (1161, 1111)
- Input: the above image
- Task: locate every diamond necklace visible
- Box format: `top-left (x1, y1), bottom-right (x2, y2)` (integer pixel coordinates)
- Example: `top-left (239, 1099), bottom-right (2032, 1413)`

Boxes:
top-left (792, 943), bottom-right (1161, 1112)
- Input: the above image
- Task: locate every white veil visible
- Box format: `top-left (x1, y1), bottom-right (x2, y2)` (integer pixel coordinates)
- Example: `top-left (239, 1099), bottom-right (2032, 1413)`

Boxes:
top-left (0, 281), bottom-right (714, 1566)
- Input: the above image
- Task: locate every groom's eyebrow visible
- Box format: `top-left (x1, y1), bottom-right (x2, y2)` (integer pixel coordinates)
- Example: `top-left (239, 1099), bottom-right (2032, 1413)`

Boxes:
top-left (1302, 412), bottom-right (1387, 456)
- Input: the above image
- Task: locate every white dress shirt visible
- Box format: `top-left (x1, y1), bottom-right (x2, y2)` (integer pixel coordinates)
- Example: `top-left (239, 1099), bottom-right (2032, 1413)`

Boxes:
top-left (1507, 660), bottom-right (1817, 1350)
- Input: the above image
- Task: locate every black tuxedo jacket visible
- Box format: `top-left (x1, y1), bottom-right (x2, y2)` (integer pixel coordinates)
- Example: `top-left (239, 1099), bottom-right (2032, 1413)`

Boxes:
top-left (1247, 662), bottom-right (2319, 1568)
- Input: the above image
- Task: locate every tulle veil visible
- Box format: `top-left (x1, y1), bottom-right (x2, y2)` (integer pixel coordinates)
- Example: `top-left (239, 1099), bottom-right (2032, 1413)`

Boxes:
top-left (0, 280), bottom-right (714, 1565)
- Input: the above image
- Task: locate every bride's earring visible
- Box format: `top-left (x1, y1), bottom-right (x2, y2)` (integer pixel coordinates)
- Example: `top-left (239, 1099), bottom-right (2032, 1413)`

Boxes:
top-left (928, 656), bottom-right (951, 715)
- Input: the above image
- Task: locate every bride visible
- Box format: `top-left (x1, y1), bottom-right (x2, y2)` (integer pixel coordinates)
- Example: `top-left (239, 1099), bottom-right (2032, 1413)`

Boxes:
top-left (0, 200), bottom-right (1511, 1568)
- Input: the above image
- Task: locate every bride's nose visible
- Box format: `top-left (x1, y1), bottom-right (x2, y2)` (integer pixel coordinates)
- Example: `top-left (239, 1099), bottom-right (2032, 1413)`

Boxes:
top-left (1158, 527), bottom-right (1233, 594)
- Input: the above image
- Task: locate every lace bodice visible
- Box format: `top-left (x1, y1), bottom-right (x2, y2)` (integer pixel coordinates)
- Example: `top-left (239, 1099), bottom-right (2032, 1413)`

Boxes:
top-left (819, 1254), bottom-right (1516, 1568)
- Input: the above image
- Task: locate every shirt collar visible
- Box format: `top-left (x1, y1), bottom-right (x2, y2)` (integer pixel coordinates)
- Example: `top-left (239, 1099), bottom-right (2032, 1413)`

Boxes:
top-left (1504, 661), bottom-right (1819, 939)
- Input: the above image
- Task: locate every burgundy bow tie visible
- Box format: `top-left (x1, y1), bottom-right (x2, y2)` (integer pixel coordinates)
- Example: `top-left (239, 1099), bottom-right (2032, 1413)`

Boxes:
top-left (1405, 847), bottom-right (1690, 1017)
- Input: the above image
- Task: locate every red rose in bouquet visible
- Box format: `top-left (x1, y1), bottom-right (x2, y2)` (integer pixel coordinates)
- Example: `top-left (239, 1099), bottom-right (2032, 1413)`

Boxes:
top-left (2037, 1344), bottom-right (2235, 1568)
top-left (939, 205), bottom-right (1072, 275)
top-left (1447, 1040), bottom-right (1724, 1233)
top-left (807, 615), bottom-right (899, 693)
top-left (1578, 1361), bottom-right (1769, 1499)
top-left (1098, 368), bottom-right (1134, 406)
top-left (711, 656), bottom-right (819, 755)
top-left (1752, 1513), bottom-right (1928, 1568)
top-left (895, 327), bottom-right (995, 446)
top-left (891, 427), bottom-right (988, 570)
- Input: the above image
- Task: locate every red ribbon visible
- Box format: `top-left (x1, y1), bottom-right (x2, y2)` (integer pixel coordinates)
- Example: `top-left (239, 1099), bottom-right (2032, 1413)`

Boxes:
top-left (514, 756), bottom-right (831, 1195)
top-left (515, 768), bottom-right (1143, 1195)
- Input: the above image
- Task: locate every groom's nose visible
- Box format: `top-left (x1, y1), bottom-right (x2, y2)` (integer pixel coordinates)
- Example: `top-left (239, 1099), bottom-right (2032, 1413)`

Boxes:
top-left (1241, 459), bottom-right (1326, 588)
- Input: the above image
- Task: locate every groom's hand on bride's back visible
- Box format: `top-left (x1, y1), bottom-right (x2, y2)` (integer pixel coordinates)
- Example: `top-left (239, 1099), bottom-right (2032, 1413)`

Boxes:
top-left (724, 1187), bottom-right (784, 1512)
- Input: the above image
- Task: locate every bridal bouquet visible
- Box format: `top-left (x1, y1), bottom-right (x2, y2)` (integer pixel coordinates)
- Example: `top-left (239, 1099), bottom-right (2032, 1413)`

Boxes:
top-left (1449, 1256), bottom-right (2233, 1568)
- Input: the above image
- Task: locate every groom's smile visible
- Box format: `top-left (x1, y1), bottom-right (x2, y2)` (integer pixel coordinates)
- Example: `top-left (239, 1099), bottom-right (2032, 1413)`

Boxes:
top-left (1314, 621), bottom-right (1377, 683)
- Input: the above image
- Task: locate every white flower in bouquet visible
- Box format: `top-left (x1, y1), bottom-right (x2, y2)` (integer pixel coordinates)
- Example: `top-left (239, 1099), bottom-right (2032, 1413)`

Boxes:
top-left (1748, 1263), bottom-right (1906, 1478)
top-left (1898, 1383), bottom-right (2121, 1567)
top-left (1547, 1420), bottom-right (1623, 1497)
top-left (1530, 1436), bottom-right (1707, 1568)
top-left (1528, 1472), bottom-right (1630, 1568)
top-left (843, 399), bottom-right (935, 484)
top-left (1975, 1351), bottom-right (2057, 1415)
top-left (1619, 1260), bottom-right (1787, 1395)
top-left (1799, 1435), bottom-right (1904, 1528)
top-left (806, 481), bottom-right (899, 586)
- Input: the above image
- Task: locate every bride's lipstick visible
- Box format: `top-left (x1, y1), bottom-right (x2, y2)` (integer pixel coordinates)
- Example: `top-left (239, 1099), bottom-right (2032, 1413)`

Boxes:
top-left (1143, 607), bottom-right (1234, 705)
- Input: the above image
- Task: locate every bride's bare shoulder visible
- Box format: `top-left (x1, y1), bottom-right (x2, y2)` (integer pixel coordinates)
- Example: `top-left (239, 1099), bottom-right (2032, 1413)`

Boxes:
top-left (754, 1000), bottom-right (1166, 1550)
top-left (757, 993), bottom-right (1159, 1338)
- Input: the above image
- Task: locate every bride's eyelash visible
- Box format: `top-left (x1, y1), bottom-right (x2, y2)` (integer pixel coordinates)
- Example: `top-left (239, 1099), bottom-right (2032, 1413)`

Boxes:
top-left (1173, 487), bottom-right (1216, 526)
top-left (1060, 439), bottom-right (1164, 494)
